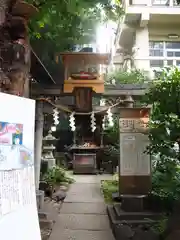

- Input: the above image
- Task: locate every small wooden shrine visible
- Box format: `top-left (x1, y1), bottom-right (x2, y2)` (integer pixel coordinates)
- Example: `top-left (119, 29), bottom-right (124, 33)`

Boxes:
top-left (60, 52), bottom-right (109, 93)
top-left (58, 52), bottom-right (110, 173)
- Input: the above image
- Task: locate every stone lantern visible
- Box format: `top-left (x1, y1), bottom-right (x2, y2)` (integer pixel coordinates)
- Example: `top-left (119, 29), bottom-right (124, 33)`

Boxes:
top-left (42, 131), bottom-right (57, 169)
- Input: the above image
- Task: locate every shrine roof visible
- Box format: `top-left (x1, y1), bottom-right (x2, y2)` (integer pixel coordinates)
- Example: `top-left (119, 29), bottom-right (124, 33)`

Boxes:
top-left (58, 52), bottom-right (110, 64)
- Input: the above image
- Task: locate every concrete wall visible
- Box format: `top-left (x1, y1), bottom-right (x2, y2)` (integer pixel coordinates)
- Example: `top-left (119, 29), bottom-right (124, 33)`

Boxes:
top-left (149, 25), bottom-right (180, 41)
top-left (134, 27), bottom-right (150, 70)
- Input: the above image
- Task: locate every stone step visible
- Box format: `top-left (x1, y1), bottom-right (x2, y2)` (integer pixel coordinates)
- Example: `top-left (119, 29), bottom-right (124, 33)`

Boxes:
top-left (108, 205), bottom-right (156, 226)
top-left (38, 211), bottom-right (48, 220)
top-left (107, 205), bottom-right (119, 234)
top-left (113, 204), bottom-right (161, 221)
top-left (39, 219), bottom-right (54, 230)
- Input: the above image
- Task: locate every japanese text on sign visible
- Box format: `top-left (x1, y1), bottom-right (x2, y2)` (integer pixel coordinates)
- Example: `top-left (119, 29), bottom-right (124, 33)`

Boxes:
top-left (119, 118), bottom-right (145, 133)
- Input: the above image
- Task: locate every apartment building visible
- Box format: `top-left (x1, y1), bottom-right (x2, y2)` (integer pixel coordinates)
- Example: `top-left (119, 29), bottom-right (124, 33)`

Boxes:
top-left (114, 0), bottom-right (180, 74)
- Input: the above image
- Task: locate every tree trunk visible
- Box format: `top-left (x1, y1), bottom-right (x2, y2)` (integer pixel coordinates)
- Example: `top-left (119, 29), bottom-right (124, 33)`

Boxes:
top-left (0, 0), bottom-right (7, 25)
top-left (0, 0), bottom-right (31, 97)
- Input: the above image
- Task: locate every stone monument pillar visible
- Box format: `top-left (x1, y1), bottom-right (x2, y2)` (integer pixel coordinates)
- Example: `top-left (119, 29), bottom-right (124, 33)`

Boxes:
top-left (119, 107), bottom-right (151, 210)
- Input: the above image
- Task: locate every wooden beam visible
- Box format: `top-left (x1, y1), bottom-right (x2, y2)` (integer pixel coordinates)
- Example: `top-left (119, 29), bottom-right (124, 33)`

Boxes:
top-left (31, 83), bottom-right (149, 97)
top-left (103, 89), bottom-right (147, 96)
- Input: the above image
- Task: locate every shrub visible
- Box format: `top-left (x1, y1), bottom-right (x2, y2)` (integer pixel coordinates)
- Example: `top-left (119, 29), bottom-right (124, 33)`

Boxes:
top-left (105, 69), bottom-right (147, 84)
top-left (101, 177), bottom-right (118, 203)
top-left (150, 156), bottom-right (180, 211)
top-left (42, 165), bottom-right (74, 186)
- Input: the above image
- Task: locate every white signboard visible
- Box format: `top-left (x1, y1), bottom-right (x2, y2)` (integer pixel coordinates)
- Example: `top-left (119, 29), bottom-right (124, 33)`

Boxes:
top-left (120, 133), bottom-right (150, 176)
top-left (0, 93), bottom-right (41, 240)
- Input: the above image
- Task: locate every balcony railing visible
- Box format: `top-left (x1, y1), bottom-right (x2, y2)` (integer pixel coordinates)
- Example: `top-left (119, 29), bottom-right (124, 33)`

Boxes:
top-left (152, 0), bottom-right (178, 6)
top-left (122, 0), bottom-right (179, 7)
top-left (134, 56), bottom-right (180, 71)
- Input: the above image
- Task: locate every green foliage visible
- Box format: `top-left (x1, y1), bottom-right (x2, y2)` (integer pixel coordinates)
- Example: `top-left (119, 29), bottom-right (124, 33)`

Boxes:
top-left (145, 67), bottom-right (180, 159)
top-left (105, 69), bottom-right (148, 84)
top-left (42, 165), bottom-right (74, 186)
top-left (26, 0), bottom-right (123, 82)
top-left (103, 145), bottom-right (119, 157)
top-left (151, 157), bottom-right (180, 206)
top-left (103, 116), bottom-right (119, 166)
top-left (151, 215), bottom-right (168, 234)
top-left (101, 178), bottom-right (118, 203)
top-left (144, 67), bottom-right (180, 208)
top-left (103, 116), bottom-right (119, 145)
top-left (26, 0), bottom-right (123, 47)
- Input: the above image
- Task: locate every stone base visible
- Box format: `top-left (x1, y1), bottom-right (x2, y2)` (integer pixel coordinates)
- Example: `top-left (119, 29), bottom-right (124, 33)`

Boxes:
top-left (36, 190), bottom-right (45, 210)
top-left (113, 204), bottom-right (161, 221)
top-left (121, 194), bottom-right (146, 212)
top-left (107, 204), bottom-right (160, 240)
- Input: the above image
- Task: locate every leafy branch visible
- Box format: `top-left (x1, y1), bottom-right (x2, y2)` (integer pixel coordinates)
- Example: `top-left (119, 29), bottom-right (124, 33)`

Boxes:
top-left (145, 67), bottom-right (180, 160)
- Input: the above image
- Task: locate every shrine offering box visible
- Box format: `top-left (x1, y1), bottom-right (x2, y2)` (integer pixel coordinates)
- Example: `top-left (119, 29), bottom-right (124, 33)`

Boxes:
top-left (73, 153), bottom-right (96, 174)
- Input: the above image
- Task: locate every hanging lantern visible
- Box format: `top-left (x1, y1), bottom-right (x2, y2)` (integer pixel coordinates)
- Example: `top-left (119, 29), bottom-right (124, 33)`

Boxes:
top-left (107, 108), bottom-right (114, 127)
top-left (90, 112), bottom-right (96, 132)
top-left (111, 78), bottom-right (116, 85)
top-left (100, 98), bottom-right (106, 107)
top-left (53, 108), bottom-right (59, 126)
top-left (124, 95), bottom-right (134, 108)
top-left (51, 126), bottom-right (56, 132)
top-left (102, 116), bottom-right (106, 129)
top-left (69, 112), bottom-right (76, 132)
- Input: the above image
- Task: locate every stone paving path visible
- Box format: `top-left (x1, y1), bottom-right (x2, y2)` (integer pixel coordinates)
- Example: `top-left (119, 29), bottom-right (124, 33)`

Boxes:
top-left (49, 175), bottom-right (115, 240)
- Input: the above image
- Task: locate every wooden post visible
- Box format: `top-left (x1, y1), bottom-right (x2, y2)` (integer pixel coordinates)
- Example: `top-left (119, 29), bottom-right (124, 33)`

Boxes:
top-left (75, 87), bottom-right (92, 112)
top-left (0, 1), bottom-right (6, 25)
top-left (34, 101), bottom-right (44, 190)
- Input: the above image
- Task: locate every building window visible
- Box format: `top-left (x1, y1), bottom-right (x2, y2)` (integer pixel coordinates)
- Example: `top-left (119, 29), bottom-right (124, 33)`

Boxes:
top-left (176, 60), bottom-right (180, 66)
top-left (152, 0), bottom-right (169, 5)
top-left (167, 60), bottom-right (173, 66)
top-left (150, 60), bottom-right (164, 67)
top-left (149, 41), bottom-right (180, 68)
top-left (149, 41), bottom-right (164, 57)
top-left (149, 41), bottom-right (163, 49)
top-left (166, 42), bottom-right (180, 49)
